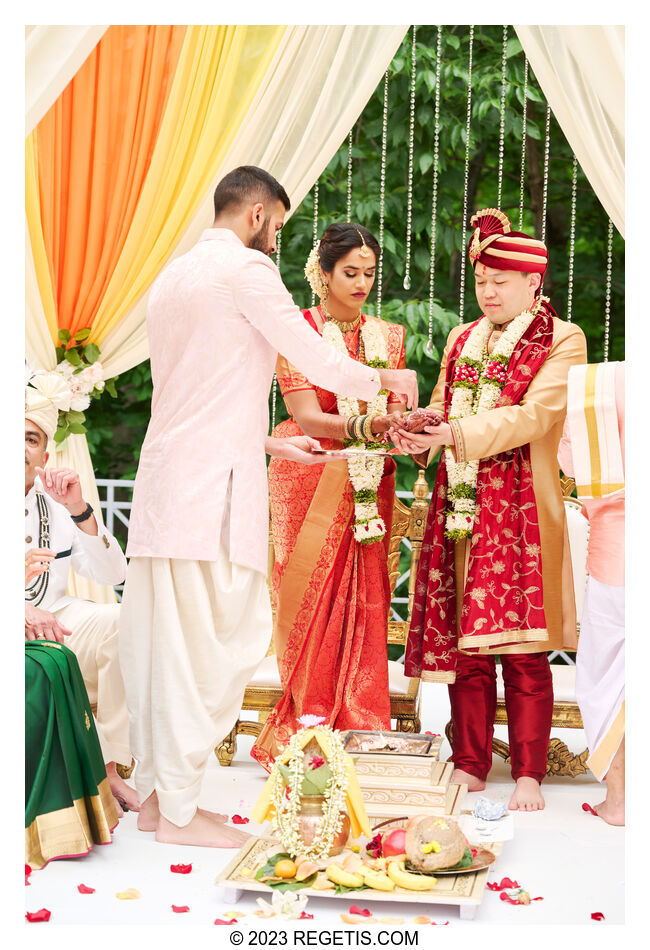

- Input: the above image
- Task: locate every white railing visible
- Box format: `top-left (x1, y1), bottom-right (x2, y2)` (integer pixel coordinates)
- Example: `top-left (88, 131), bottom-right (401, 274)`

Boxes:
top-left (96, 479), bottom-right (574, 665)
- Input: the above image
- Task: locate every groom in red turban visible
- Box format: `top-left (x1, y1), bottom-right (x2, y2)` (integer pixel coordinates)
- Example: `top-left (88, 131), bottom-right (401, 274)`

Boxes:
top-left (391, 209), bottom-right (587, 811)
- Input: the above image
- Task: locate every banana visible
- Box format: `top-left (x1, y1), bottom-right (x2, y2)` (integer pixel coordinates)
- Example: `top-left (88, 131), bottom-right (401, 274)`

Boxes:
top-left (326, 864), bottom-right (365, 888)
top-left (359, 866), bottom-right (395, 892)
top-left (387, 860), bottom-right (437, 891)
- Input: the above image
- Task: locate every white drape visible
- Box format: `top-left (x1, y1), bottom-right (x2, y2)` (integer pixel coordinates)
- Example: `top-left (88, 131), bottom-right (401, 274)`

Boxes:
top-left (25, 26), bottom-right (108, 135)
top-left (515, 25), bottom-right (624, 237)
top-left (25, 24), bottom-right (406, 600)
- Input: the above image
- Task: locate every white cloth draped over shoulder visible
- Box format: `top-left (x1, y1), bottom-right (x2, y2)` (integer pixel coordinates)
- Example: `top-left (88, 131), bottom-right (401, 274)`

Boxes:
top-left (515, 25), bottom-right (624, 236)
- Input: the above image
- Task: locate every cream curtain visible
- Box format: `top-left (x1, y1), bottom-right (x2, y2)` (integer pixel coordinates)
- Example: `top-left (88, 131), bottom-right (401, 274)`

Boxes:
top-left (96, 25), bottom-right (408, 374)
top-left (25, 26), bottom-right (108, 135)
top-left (515, 25), bottom-right (624, 237)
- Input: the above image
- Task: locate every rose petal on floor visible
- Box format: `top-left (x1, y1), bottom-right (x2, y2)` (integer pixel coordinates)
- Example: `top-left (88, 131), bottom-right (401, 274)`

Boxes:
top-left (77, 884), bottom-right (95, 894)
top-left (591, 912), bottom-right (605, 921)
top-left (116, 889), bottom-right (141, 900)
top-left (231, 815), bottom-right (250, 824)
top-left (299, 912), bottom-right (314, 920)
top-left (348, 905), bottom-right (372, 917)
top-left (172, 905), bottom-right (190, 913)
top-left (487, 877), bottom-right (520, 891)
top-left (214, 918), bottom-right (236, 925)
top-left (25, 864), bottom-right (32, 886)
top-left (170, 863), bottom-right (192, 874)
top-left (581, 803), bottom-right (598, 816)
top-left (26, 909), bottom-right (51, 922)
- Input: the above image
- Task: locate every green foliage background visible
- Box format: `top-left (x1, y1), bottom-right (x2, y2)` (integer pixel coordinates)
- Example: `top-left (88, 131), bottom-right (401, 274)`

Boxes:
top-left (85, 25), bottom-right (624, 491)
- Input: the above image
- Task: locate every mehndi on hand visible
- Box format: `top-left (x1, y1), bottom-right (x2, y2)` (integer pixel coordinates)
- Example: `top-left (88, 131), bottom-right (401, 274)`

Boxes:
top-left (401, 408), bottom-right (443, 433)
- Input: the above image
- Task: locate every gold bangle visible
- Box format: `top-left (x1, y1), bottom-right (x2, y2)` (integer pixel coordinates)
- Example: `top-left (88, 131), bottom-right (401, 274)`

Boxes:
top-left (346, 415), bottom-right (357, 439)
top-left (355, 415), bottom-right (367, 441)
top-left (362, 415), bottom-right (375, 441)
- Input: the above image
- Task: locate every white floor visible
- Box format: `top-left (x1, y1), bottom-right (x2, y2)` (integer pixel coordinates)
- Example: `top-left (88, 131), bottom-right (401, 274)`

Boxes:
top-left (25, 684), bottom-right (624, 927)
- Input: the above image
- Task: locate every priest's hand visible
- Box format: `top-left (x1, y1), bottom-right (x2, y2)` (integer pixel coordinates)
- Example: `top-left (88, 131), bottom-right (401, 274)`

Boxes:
top-left (25, 603), bottom-right (72, 643)
top-left (389, 423), bottom-right (454, 455)
top-left (35, 466), bottom-right (85, 515)
top-left (25, 547), bottom-right (55, 586)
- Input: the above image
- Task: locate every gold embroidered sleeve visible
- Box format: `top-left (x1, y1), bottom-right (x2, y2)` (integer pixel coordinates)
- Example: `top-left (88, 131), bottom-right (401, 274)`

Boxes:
top-left (456, 322), bottom-right (588, 462)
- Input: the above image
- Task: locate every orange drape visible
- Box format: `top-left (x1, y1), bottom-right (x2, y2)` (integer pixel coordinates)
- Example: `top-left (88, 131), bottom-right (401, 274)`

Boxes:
top-left (33, 25), bottom-right (186, 340)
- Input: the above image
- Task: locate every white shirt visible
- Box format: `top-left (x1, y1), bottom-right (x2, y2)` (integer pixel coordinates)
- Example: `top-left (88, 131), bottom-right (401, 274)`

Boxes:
top-left (126, 228), bottom-right (382, 574)
top-left (25, 478), bottom-right (127, 611)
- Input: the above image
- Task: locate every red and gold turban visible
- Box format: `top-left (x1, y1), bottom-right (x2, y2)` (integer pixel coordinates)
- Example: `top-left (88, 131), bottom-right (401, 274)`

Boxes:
top-left (468, 208), bottom-right (548, 280)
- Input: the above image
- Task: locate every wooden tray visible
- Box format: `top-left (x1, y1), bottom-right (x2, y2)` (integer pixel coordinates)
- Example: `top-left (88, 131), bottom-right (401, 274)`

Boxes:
top-left (216, 835), bottom-right (502, 921)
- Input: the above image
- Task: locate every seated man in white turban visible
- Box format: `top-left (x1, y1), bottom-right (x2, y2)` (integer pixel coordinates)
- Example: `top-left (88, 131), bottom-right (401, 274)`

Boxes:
top-left (25, 372), bottom-right (138, 814)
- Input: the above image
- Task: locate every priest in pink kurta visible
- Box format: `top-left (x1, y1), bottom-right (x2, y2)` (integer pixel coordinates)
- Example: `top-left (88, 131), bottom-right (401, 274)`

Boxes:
top-left (119, 166), bottom-right (417, 848)
top-left (558, 361), bottom-right (625, 825)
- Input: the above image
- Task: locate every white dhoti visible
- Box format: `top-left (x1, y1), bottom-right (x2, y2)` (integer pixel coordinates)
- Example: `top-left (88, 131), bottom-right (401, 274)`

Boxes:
top-left (575, 576), bottom-right (625, 781)
top-left (118, 546), bottom-right (272, 826)
top-left (54, 600), bottom-right (132, 767)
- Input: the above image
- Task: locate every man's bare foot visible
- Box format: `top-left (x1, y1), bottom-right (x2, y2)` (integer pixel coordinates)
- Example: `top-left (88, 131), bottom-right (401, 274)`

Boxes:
top-left (106, 762), bottom-right (140, 812)
top-left (451, 768), bottom-right (486, 792)
top-left (155, 812), bottom-right (251, 848)
top-left (113, 796), bottom-right (124, 819)
top-left (508, 777), bottom-right (545, 811)
top-left (593, 799), bottom-right (625, 826)
top-left (137, 791), bottom-right (228, 832)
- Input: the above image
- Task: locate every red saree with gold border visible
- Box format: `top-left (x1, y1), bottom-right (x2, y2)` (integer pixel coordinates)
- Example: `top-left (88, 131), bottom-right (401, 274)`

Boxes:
top-left (251, 309), bottom-right (406, 770)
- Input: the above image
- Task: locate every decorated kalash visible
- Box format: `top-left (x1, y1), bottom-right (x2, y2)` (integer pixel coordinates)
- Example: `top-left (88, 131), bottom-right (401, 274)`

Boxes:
top-left (218, 719), bottom-right (503, 920)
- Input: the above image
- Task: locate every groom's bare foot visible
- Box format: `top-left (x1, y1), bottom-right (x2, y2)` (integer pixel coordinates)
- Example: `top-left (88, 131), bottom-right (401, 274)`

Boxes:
top-left (451, 768), bottom-right (486, 792)
top-left (106, 762), bottom-right (140, 812)
top-left (594, 799), bottom-right (625, 826)
top-left (155, 812), bottom-right (251, 848)
top-left (137, 791), bottom-right (228, 832)
top-left (508, 777), bottom-right (545, 811)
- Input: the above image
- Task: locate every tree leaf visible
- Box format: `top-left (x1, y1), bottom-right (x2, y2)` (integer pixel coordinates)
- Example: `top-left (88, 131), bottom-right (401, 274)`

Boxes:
top-left (73, 328), bottom-right (91, 342)
top-left (68, 422), bottom-right (87, 434)
top-left (57, 328), bottom-right (71, 343)
top-left (65, 348), bottom-right (82, 366)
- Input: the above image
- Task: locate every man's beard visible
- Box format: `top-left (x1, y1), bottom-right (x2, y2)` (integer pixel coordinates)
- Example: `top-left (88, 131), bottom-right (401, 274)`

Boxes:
top-left (248, 220), bottom-right (273, 256)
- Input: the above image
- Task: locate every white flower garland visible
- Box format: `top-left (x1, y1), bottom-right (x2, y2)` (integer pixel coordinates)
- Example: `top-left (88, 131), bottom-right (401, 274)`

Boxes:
top-left (322, 319), bottom-right (389, 544)
top-left (270, 728), bottom-right (349, 860)
top-left (445, 298), bottom-right (546, 539)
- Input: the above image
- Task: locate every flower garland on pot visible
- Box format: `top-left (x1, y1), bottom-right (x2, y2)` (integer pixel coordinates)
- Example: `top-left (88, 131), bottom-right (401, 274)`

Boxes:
top-left (445, 297), bottom-right (546, 539)
top-left (270, 724), bottom-right (349, 861)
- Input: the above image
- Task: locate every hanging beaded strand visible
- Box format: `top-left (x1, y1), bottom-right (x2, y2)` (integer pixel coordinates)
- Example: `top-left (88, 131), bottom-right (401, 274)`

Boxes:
top-left (458, 24), bottom-right (475, 324)
top-left (376, 69), bottom-right (389, 318)
top-left (518, 57), bottom-right (529, 230)
top-left (310, 181), bottom-right (320, 307)
top-left (496, 25), bottom-right (508, 208)
top-left (271, 228), bottom-right (283, 431)
top-left (566, 156), bottom-right (578, 322)
top-left (541, 104), bottom-right (551, 244)
top-left (403, 25), bottom-right (417, 292)
top-left (603, 218), bottom-right (613, 362)
top-left (426, 25), bottom-right (443, 357)
top-left (346, 129), bottom-right (353, 221)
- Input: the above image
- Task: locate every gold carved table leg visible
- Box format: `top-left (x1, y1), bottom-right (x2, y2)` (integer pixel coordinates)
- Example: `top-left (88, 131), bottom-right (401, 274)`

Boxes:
top-left (215, 724), bottom-right (238, 767)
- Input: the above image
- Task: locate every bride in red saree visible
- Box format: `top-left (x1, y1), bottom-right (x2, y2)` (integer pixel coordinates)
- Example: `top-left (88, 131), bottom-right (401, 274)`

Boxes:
top-left (251, 223), bottom-right (408, 770)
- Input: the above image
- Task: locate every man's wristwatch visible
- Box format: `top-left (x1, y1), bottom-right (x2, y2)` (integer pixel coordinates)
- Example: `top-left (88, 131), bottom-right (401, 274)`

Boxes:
top-left (70, 502), bottom-right (94, 524)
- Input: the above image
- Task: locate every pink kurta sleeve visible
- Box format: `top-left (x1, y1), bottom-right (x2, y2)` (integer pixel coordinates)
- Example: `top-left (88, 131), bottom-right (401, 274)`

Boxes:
top-left (232, 256), bottom-right (381, 401)
top-left (557, 415), bottom-right (575, 477)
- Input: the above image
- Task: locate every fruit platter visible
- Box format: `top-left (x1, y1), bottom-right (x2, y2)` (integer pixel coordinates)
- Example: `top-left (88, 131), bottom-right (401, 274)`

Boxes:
top-left (217, 818), bottom-right (501, 921)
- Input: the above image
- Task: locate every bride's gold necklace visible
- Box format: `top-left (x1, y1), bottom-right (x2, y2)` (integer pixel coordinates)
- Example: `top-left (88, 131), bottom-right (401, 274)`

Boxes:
top-left (319, 301), bottom-right (365, 361)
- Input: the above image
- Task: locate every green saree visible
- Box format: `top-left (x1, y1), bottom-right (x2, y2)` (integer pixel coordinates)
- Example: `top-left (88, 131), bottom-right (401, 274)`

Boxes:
top-left (25, 641), bottom-right (118, 869)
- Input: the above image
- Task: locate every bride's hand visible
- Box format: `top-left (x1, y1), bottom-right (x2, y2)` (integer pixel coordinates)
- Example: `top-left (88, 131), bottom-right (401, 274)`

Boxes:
top-left (371, 411), bottom-right (409, 435)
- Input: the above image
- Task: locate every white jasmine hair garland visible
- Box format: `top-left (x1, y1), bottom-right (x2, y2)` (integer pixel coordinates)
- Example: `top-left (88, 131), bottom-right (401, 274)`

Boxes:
top-left (322, 318), bottom-right (389, 544)
top-left (445, 297), bottom-right (546, 539)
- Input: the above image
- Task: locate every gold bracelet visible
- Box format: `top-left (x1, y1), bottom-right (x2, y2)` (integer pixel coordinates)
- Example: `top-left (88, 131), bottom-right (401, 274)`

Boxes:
top-left (362, 414), bottom-right (375, 441)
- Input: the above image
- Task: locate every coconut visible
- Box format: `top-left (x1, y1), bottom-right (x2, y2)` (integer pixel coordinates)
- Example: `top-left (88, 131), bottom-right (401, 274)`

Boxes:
top-left (404, 816), bottom-right (467, 872)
